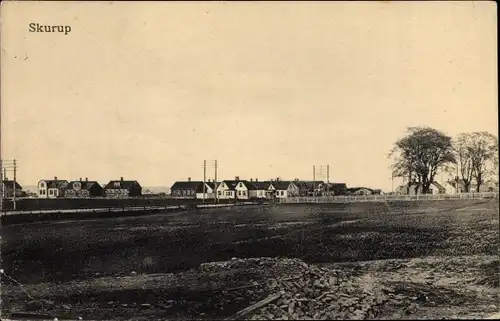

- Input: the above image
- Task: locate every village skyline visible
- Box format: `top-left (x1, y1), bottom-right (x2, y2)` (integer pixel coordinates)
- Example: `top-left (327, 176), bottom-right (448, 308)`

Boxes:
top-left (1, 1), bottom-right (497, 192)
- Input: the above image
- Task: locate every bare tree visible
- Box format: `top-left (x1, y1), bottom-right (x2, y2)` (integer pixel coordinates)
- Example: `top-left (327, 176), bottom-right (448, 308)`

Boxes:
top-left (453, 133), bottom-right (474, 192)
top-left (390, 127), bottom-right (455, 194)
top-left (468, 132), bottom-right (498, 192)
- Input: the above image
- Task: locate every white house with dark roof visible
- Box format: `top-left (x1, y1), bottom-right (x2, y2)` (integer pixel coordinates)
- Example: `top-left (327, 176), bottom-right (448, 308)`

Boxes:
top-left (247, 179), bottom-right (273, 199)
top-left (216, 177), bottom-right (243, 200)
top-left (37, 177), bottom-right (69, 198)
top-left (272, 180), bottom-right (299, 198)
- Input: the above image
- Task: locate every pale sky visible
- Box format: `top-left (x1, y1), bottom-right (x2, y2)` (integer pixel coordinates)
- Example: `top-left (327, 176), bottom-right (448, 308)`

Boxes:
top-left (1, 1), bottom-right (497, 191)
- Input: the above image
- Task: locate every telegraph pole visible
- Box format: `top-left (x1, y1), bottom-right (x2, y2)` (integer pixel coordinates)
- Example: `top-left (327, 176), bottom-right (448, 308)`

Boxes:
top-left (214, 160), bottom-right (218, 203)
top-left (326, 165), bottom-right (330, 195)
top-left (0, 159), bottom-right (3, 213)
top-left (203, 160), bottom-right (207, 203)
top-left (1, 159), bottom-right (18, 212)
top-left (202, 160), bottom-right (218, 203)
top-left (313, 165), bottom-right (316, 196)
top-left (13, 159), bottom-right (17, 211)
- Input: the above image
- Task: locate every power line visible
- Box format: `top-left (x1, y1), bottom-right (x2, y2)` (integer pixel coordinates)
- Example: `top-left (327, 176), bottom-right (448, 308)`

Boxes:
top-left (1, 159), bottom-right (18, 211)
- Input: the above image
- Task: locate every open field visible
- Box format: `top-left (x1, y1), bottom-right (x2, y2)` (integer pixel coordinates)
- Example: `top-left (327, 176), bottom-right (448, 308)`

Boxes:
top-left (1, 200), bottom-right (498, 320)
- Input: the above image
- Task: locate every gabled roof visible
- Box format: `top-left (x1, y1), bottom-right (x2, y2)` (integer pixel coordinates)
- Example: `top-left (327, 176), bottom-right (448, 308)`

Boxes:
top-left (67, 180), bottom-right (101, 190)
top-left (273, 181), bottom-right (294, 190)
top-left (348, 187), bottom-right (374, 193)
top-left (171, 181), bottom-right (204, 190)
top-left (446, 179), bottom-right (467, 189)
top-left (249, 181), bottom-right (272, 190)
top-left (294, 180), bottom-right (325, 190)
top-left (402, 182), bottom-right (446, 191)
top-left (2, 180), bottom-right (22, 189)
top-left (105, 180), bottom-right (141, 190)
top-left (220, 180), bottom-right (239, 190)
top-left (205, 182), bottom-right (218, 190)
top-left (240, 181), bottom-right (259, 190)
top-left (431, 181), bottom-right (446, 191)
top-left (40, 180), bottom-right (69, 189)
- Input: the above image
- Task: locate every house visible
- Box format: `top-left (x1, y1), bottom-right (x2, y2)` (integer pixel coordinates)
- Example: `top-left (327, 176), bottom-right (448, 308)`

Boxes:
top-left (395, 182), bottom-right (447, 195)
top-left (293, 180), bottom-right (324, 196)
top-left (1, 179), bottom-right (23, 198)
top-left (37, 177), bottom-right (69, 198)
top-left (443, 179), bottom-right (468, 194)
top-left (65, 178), bottom-right (104, 198)
top-left (429, 182), bottom-right (446, 195)
top-left (234, 180), bottom-right (254, 200)
top-left (104, 177), bottom-right (142, 198)
top-left (323, 183), bottom-right (348, 196)
top-left (247, 179), bottom-right (273, 199)
top-left (272, 180), bottom-right (299, 198)
top-left (170, 178), bottom-right (216, 199)
top-left (216, 178), bottom-right (240, 200)
top-left (348, 187), bottom-right (374, 195)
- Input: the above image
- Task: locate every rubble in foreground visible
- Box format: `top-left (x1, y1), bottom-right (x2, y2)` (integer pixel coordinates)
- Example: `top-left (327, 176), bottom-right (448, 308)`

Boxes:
top-left (200, 257), bottom-right (393, 320)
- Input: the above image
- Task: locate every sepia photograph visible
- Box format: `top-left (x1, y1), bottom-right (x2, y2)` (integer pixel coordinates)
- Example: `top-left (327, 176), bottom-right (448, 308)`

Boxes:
top-left (0, 1), bottom-right (498, 320)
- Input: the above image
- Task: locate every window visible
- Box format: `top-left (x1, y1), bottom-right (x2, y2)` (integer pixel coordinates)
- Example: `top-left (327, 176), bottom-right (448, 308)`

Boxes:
top-left (242, 191), bottom-right (246, 195)
top-left (40, 182), bottom-right (45, 188)
top-left (281, 191), bottom-right (285, 196)
top-left (49, 190), bottom-right (53, 196)
top-left (218, 191), bottom-right (222, 196)
top-left (238, 190), bottom-right (242, 196)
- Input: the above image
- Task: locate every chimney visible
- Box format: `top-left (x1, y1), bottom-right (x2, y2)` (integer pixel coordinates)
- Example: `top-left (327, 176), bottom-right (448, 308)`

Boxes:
top-left (256, 178), bottom-right (258, 182)
top-left (120, 177), bottom-right (124, 182)
top-left (188, 177), bottom-right (191, 182)
top-left (235, 176), bottom-right (240, 181)
top-left (85, 177), bottom-right (88, 182)
top-left (79, 177), bottom-right (82, 182)
top-left (54, 176), bottom-right (58, 181)
top-left (250, 178), bottom-right (253, 182)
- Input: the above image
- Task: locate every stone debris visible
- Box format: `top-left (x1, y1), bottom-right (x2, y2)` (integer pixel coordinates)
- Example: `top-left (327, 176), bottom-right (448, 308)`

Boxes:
top-left (202, 257), bottom-right (393, 320)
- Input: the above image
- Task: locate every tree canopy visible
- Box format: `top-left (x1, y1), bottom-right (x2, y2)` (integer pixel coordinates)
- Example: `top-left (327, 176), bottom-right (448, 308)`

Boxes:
top-left (390, 127), bottom-right (455, 194)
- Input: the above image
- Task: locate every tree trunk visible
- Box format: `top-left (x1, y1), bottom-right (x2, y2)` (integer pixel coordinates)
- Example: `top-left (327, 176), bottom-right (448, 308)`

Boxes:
top-left (464, 182), bottom-right (470, 193)
top-left (476, 173), bottom-right (483, 192)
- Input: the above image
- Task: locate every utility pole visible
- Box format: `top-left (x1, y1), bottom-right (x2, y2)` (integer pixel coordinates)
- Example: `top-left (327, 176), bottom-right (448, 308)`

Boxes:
top-left (0, 159), bottom-right (3, 213)
top-left (13, 159), bottom-right (17, 211)
top-left (214, 159), bottom-right (218, 203)
top-left (326, 165), bottom-right (330, 195)
top-left (1, 159), bottom-right (18, 212)
top-left (203, 160), bottom-right (206, 203)
top-left (313, 165), bottom-right (316, 197)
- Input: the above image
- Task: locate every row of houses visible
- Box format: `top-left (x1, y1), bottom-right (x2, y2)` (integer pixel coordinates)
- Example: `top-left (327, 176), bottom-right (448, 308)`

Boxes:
top-left (170, 177), bottom-right (352, 200)
top-left (35, 177), bottom-right (142, 199)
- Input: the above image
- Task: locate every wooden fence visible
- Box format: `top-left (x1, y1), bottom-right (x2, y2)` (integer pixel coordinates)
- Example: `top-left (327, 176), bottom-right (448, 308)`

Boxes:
top-left (279, 192), bottom-right (499, 204)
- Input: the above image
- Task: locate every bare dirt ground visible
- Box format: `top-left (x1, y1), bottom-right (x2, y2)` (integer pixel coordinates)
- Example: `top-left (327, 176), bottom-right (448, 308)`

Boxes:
top-left (1, 200), bottom-right (498, 320)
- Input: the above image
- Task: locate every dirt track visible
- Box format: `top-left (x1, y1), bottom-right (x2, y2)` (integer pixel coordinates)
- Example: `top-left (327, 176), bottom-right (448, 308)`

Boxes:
top-left (1, 200), bottom-right (498, 319)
